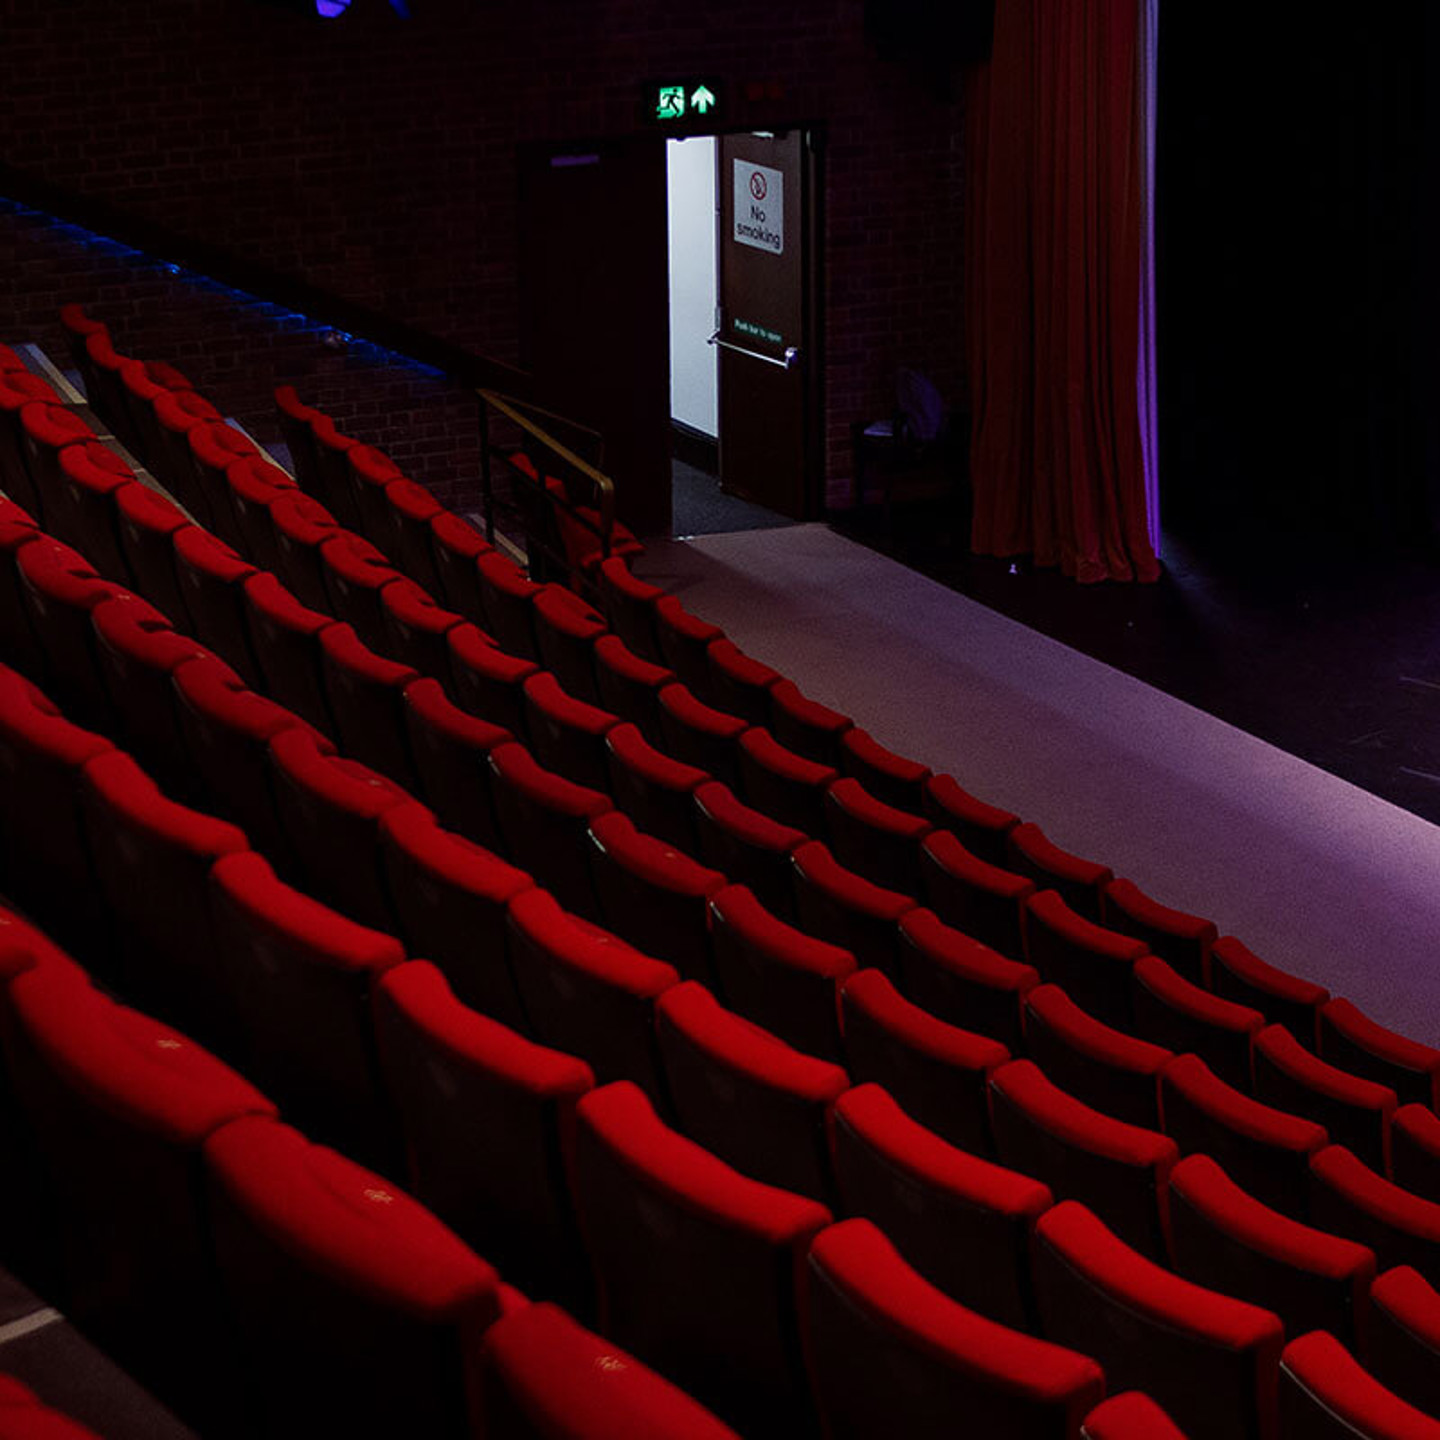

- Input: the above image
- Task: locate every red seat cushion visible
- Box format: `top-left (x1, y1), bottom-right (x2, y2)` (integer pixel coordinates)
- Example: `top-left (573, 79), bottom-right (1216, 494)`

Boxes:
top-left (1103, 877), bottom-right (1217, 987)
top-left (1132, 953), bottom-right (1264, 1092)
top-left (791, 839), bottom-right (916, 976)
top-left (1309, 1144), bottom-right (1440, 1287)
top-left (1007, 822), bottom-right (1113, 920)
top-left (839, 726), bottom-right (931, 813)
top-left (1024, 888), bottom-right (1148, 1031)
top-left (1369, 1265), bottom-right (1440, 1420)
top-left (1210, 935), bottom-right (1329, 1050)
top-left (1319, 998), bottom-right (1440, 1112)
top-left (921, 772), bottom-right (1020, 868)
top-left (1279, 1329), bottom-right (1440, 1440)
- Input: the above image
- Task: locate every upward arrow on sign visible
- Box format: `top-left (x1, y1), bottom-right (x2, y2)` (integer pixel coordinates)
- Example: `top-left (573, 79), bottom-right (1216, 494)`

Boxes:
top-left (690, 85), bottom-right (716, 115)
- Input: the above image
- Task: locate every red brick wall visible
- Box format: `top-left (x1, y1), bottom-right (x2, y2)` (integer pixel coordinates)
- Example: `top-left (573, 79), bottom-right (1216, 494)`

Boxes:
top-left (0, 0), bottom-right (967, 517)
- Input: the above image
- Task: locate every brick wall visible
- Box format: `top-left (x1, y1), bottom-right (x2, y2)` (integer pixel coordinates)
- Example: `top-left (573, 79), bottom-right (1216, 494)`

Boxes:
top-left (0, 0), bottom-right (967, 518)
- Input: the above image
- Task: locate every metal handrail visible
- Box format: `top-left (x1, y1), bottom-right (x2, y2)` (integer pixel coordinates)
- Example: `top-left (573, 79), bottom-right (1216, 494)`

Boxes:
top-left (476, 387), bottom-right (617, 591)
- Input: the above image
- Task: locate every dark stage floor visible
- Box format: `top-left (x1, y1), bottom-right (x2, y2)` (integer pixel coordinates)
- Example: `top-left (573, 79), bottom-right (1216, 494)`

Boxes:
top-left (832, 500), bottom-right (1440, 830)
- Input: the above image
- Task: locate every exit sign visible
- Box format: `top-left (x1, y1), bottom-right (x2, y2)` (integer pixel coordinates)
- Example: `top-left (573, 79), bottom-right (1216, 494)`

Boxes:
top-left (643, 78), bottom-right (723, 130)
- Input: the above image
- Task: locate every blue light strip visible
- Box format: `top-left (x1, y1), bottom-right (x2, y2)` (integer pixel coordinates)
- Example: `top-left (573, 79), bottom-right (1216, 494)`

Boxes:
top-left (0, 195), bottom-right (447, 378)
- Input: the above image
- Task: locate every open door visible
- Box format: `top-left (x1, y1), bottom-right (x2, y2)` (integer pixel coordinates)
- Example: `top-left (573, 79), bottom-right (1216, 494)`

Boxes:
top-left (715, 130), bottom-right (821, 519)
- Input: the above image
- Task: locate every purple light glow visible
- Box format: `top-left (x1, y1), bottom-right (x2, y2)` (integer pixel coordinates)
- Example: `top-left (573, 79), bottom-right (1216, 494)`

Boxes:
top-left (315, 0), bottom-right (351, 16)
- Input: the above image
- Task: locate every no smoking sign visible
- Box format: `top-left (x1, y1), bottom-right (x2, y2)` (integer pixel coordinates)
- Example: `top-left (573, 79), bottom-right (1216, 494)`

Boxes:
top-left (733, 160), bottom-right (783, 255)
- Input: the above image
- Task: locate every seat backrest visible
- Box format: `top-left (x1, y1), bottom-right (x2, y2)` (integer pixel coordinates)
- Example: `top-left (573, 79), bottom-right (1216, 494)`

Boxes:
top-left (1024, 889), bottom-right (1148, 1031)
top-left (803, 1217), bottom-right (1104, 1440)
top-left (791, 839), bottom-right (916, 978)
top-left (1131, 954), bottom-right (1263, 1093)
top-left (1209, 936), bottom-right (1328, 1051)
top-left (570, 1080), bottom-right (831, 1437)
top-left (655, 980), bottom-right (849, 1204)
top-left (917, 827), bottom-right (1035, 960)
top-left (1278, 1329), bottom-right (1440, 1440)
top-left (203, 1114), bottom-right (499, 1437)
top-left (372, 959), bottom-right (593, 1301)
top-left (831, 1083), bottom-right (1052, 1331)
top-left (1318, 998), bottom-right (1440, 1112)
top-left (1033, 1200), bottom-right (1284, 1440)
top-left (1368, 1265), bottom-right (1440, 1421)
top-left (1101, 877), bottom-right (1216, 988)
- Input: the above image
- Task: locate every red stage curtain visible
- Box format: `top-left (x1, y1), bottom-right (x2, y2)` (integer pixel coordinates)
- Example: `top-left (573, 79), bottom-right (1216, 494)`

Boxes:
top-left (966, 0), bottom-right (1160, 583)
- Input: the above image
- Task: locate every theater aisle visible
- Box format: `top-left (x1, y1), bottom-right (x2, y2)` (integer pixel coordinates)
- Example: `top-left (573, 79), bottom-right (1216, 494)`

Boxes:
top-left (637, 524), bottom-right (1440, 1046)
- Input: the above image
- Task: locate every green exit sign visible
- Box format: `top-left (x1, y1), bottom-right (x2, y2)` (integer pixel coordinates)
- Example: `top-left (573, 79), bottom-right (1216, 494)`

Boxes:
top-left (643, 78), bottom-right (722, 130)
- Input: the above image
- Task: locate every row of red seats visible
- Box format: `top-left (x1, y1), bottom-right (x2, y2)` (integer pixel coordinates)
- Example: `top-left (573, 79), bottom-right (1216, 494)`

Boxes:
top-left (36, 318), bottom-right (1440, 1440)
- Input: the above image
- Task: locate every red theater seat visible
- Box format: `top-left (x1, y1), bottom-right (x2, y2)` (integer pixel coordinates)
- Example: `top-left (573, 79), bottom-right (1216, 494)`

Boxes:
top-left (990, 1058), bottom-right (1178, 1260)
top-left (171, 653), bottom-right (317, 854)
top-left (378, 801), bottom-right (533, 1027)
top-left (377, 574), bottom-right (463, 679)
top-left (803, 1217), bottom-right (1104, 1440)
top-left (305, 411), bottom-right (361, 528)
top-left (379, 477), bottom-right (444, 596)
top-left (1369, 1265), bottom-right (1440, 1420)
top-left (570, 1080), bottom-right (831, 1436)
top-left (15, 536), bottom-right (124, 722)
top-left (707, 637), bottom-right (780, 726)
top-left (831, 1083), bottom-right (1051, 1329)
top-left (400, 675), bottom-right (511, 851)
top-left (373, 960), bottom-right (594, 1301)
top-left (1255, 1025), bottom-right (1396, 1176)
top-left (1168, 1153), bottom-right (1375, 1350)
top-left (693, 778), bottom-right (806, 918)
top-left (593, 632), bottom-right (674, 741)
top-left (824, 776), bottom-right (933, 894)
top-left (522, 669), bottom-right (619, 792)
top-left (344, 442), bottom-right (403, 543)
top-left (151, 389), bottom-right (222, 508)
top-left (922, 771), bottom-right (1021, 868)
top-left (239, 571), bottom-right (336, 733)
top-left (586, 810), bottom-right (725, 982)
top-left (78, 749), bottom-right (249, 1028)
top-left (1080, 1393), bottom-right (1189, 1440)
top-left (1318, 999), bottom-right (1440, 1112)
top-left (1103, 878), bottom-right (1217, 987)
top-left (1210, 935), bottom-right (1329, 1050)
top-left (0, 498), bottom-right (42, 676)
top-left (1308, 1144), bottom-right (1440, 1288)
top-left (18, 402), bottom-right (93, 519)
top-left (532, 585), bottom-right (607, 704)
top-left (273, 384), bottom-right (322, 495)
top-left (319, 531), bottom-right (402, 651)
top-left (768, 678), bottom-right (852, 768)
top-left (505, 889), bottom-right (677, 1101)
top-left (475, 550), bottom-right (543, 660)
top-left (1132, 955), bottom-right (1265, 1092)
top-left (0, 370), bottom-right (59, 518)
top-left (268, 489), bottom-right (341, 612)
top-left (89, 594), bottom-right (209, 776)
top-left (741, 725), bottom-right (843, 838)
top-left (842, 968), bottom-right (1008, 1157)
top-left (474, 1300), bottom-right (743, 1440)
top-left (1024, 888), bottom-right (1149, 1031)
top-left (266, 724), bottom-right (410, 931)
top-left (838, 726), bottom-right (930, 814)
top-left (3, 965), bottom-right (274, 1382)
top-left (59, 301), bottom-right (107, 372)
top-left (597, 555), bottom-right (664, 663)
top-left (653, 593), bottom-right (724, 699)
top-left (429, 509), bottom-right (492, 621)
top-left (605, 720), bottom-right (706, 852)
top-left (894, 906), bottom-right (1038, 1053)
top-left (448, 620), bottom-right (537, 738)
top-left (208, 852), bottom-right (404, 1164)
top-left (223, 453), bottom-right (297, 576)
top-left (1007, 822), bottom-right (1113, 921)
top-left (114, 481), bottom-right (191, 626)
top-left (1278, 1329), bottom-right (1440, 1440)
top-left (51, 442), bottom-right (132, 581)
top-left (1033, 1200), bottom-right (1284, 1440)
top-left (317, 621), bottom-right (421, 787)
top-left (1160, 1054), bottom-right (1328, 1221)
top-left (203, 1115), bottom-right (499, 1438)
top-left (487, 741), bottom-right (612, 917)
top-left (185, 422), bottom-right (259, 540)
top-left (656, 681), bottom-right (749, 792)
top-left (656, 980), bottom-right (849, 1203)
top-left (791, 839), bottom-right (916, 976)
top-left (0, 668), bottom-right (113, 935)
top-left (707, 882), bottom-right (855, 1064)
top-left (79, 332), bottom-right (130, 445)
top-left (918, 828), bottom-right (1036, 960)
top-left (1024, 983), bottom-right (1173, 1130)
top-left (171, 526), bottom-right (260, 683)
top-left (1393, 1103), bottom-right (1440, 1201)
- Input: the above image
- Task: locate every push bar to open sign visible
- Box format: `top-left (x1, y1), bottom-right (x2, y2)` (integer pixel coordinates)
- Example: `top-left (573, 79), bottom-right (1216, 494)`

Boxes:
top-left (707, 331), bottom-right (801, 370)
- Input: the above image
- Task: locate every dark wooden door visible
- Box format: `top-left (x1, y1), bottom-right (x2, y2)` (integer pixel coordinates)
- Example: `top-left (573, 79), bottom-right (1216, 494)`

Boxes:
top-left (518, 137), bottom-right (672, 537)
top-left (716, 130), bottom-right (819, 519)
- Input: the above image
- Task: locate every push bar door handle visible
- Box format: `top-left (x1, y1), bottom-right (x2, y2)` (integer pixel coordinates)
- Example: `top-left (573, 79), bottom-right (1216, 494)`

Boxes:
top-left (708, 332), bottom-right (801, 370)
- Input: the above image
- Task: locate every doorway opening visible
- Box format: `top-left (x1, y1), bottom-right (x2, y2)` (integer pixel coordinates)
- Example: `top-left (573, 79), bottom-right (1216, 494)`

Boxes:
top-left (663, 131), bottom-right (817, 539)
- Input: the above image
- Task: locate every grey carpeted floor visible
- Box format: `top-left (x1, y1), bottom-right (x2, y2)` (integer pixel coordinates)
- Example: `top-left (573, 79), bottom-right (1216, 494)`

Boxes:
top-left (671, 457), bottom-right (793, 537)
top-left (636, 524), bottom-right (1440, 1046)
